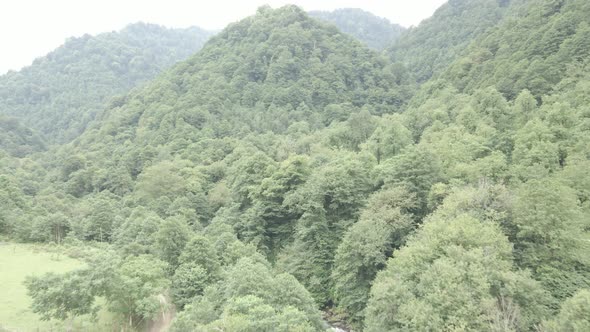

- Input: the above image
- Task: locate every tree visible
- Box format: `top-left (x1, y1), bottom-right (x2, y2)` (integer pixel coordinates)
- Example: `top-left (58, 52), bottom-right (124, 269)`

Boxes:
top-left (511, 178), bottom-right (590, 309)
top-left (363, 114), bottom-right (413, 164)
top-left (365, 215), bottom-right (548, 331)
top-left (171, 256), bottom-right (322, 331)
top-left (113, 207), bottom-right (162, 255)
top-left (170, 263), bottom-right (210, 309)
top-left (331, 187), bottom-right (415, 326)
top-left (25, 271), bottom-right (97, 328)
top-left (178, 234), bottom-right (221, 279)
top-left (543, 289), bottom-right (590, 332)
top-left (106, 255), bottom-right (169, 328)
top-left (378, 145), bottom-right (442, 217)
top-left (238, 155), bottom-right (310, 256)
top-left (70, 192), bottom-right (121, 242)
top-left (155, 217), bottom-right (192, 269)
top-left (511, 119), bottom-right (560, 180)
top-left (277, 207), bottom-right (333, 304)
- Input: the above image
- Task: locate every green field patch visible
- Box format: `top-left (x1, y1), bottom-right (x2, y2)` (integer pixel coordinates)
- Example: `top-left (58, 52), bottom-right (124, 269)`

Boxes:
top-left (0, 243), bottom-right (112, 332)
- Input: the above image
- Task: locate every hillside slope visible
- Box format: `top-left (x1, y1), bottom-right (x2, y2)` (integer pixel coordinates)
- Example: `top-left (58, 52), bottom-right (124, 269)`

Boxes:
top-left (0, 23), bottom-right (213, 144)
top-left (2, 2), bottom-right (589, 332)
top-left (309, 8), bottom-right (405, 50)
top-left (388, 0), bottom-right (513, 82)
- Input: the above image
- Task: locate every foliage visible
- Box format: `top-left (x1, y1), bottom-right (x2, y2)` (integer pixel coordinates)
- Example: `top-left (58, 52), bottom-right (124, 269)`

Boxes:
top-left (0, 23), bottom-right (212, 144)
top-left (331, 187), bottom-right (416, 327)
top-left (3, 2), bottom-right (590, 331)
top-left (388, 0), bottom-right (511, 82)
top-left (365, 215), bottom-right (549, 331)
top-left (25, 271), bottom-right (98, 321)
top-left (543, 289), bottom-right (590, 332)
top-left (170, 256), bottom-right (323, 331)
top-left (309, 8), bottom-right (405, 50)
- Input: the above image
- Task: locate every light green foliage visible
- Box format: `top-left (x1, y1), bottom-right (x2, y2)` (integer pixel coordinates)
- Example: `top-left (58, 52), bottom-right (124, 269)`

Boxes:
top-left (327, 109), bottom-right (378, 151)
top-left (171, 256), bottom-right (322, 331)
top-left (113, 207), bottom-right (162, 255)
top-left (543, 289), bottom-right (590, 332)
top-left (363, 114), bottom-right (413, 164)
top-left (365, 215), bottom-right (548, 332)
top-left (427, 181), bottom-right (512, 226)
top-left (135, 161), bottom-right (188, 202)
top-left (178, 234), bottom-right (221, 279)
top-left (170, 234), bottom-right (222, 307)
top-left (69, 192), bottom-right (122, 242)
top-left (331, 187), bottom-right (416, 327)
top-left (171, 263), bottom-right (209, 309)
top-left (0, 175), bottom-right (28, 236)
top-left (378, 145), bottom-right (442, 216)
top-left (25, 271), bottom-right (97, 321)
top-left (512, 178), bottom-right (590, 308)
top-left (154, 217), bottom-right (193, 268)
top-left (4, 2), bottom-right (590, 330)
top-left (511, 119), bottom-right (560, 180)
top-left (22, 249), bottom-right (169, 329)
top-left (0, 23), bottom-right (212, 145)
top-left (0, 244), bottom-right (108, 331)
top-left (106, 255), bottom-right (169, 327)
top-left (309, 8), bottom-right (405, 50)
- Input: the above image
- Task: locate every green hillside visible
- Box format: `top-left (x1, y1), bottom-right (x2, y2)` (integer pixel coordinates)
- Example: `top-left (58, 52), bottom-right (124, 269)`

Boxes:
top-left (1, 2), bottom-right (589, 331)
top-left (309, 8), bottom-right (405, 50)
top-left (0, 23), bottom-right (213, 145)
top-left (388, 0), bottom-right (513, 82)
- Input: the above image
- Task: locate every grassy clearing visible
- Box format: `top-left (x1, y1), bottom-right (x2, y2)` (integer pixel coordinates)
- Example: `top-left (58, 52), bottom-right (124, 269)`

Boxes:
top-left (0, 243), bottom-right (113, 332)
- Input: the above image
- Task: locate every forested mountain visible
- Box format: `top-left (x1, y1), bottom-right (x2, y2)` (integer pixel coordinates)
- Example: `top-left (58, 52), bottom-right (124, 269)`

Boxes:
top-left (309, 8), bottom-right (405, 50)
top-left (0, 23), bottom-right (213, 145)
top-left (443, 0), bottom-right (590, 99)
top-left (2, 1), bottom-right (590, 331)
top-left (0, 115), bottom-right (46, 157)
top-left (388, 0), bottom-right (512, 82)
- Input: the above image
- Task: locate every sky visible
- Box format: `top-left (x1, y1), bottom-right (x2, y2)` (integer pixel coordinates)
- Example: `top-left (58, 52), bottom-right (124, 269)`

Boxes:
top-left (0, 0), bottom-right (447, 74)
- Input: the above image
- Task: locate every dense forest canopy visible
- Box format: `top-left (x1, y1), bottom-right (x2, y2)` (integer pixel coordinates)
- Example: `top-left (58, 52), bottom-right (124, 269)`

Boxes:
top-left (309, 8), bottom-right (405, 50)
top-left (388, 0), bottom-right (513, 82)
top-left (1, 1), bottom-right (589, 331)
top-left (0, 23), bottom-right (213, 146)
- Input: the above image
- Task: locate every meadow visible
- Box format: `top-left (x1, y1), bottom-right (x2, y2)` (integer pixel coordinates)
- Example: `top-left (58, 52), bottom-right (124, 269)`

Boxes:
top-left (0, 243), bottom-right (112, 332)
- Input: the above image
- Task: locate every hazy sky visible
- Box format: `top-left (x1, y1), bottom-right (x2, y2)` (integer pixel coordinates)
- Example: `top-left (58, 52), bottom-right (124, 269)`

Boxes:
top-left (0, 0), bottom-right (447, 74)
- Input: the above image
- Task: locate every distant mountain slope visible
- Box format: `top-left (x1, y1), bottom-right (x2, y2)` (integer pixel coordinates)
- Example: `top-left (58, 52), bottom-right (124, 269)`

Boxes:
top-left (309, 8), bottom-right (405, 50)
top-left (39, 4), bottom-right (415, 320)
top-left (0, 23), bottom-right (213, 144)
top-left (76, 5), bottom-right (413, 157)
top-left (0, 116), bottom-right (45, 157)
top-left (443, 0), bottom-right (590, 99)
top-left (388, 0), bottom-right (513, 82)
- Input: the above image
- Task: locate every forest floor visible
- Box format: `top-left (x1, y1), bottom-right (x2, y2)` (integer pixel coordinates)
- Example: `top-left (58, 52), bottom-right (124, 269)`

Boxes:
top-left (0, 243), bottom-right (112, 332)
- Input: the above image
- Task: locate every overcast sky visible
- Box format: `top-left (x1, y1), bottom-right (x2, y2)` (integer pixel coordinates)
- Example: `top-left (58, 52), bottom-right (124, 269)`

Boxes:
top-left (0, 0), bottom-right (447, 74)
